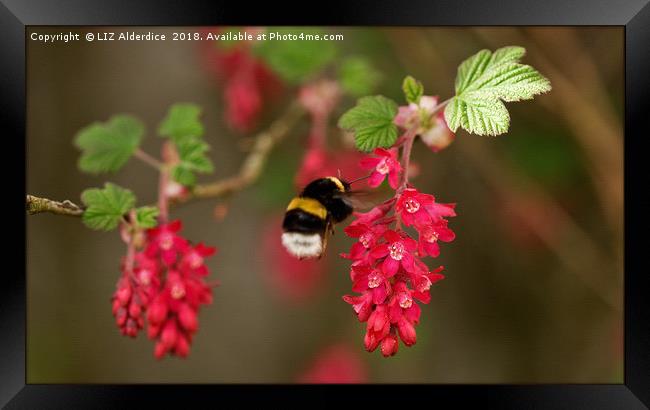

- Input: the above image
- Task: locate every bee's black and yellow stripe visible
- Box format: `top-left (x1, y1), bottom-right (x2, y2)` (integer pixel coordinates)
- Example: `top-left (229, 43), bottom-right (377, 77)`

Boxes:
top-left (282, 177), bottom-right (354, 258)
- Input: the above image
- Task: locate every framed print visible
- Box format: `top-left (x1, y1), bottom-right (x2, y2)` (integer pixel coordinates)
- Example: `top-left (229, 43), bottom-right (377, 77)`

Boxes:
top-left (2, 0), bottom-right (649, 407)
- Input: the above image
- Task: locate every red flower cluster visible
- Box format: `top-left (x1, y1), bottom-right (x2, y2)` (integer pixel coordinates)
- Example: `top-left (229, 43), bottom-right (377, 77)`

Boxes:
top-left (201, 32), bottom-right (282, 133)
top-left (342, 152), bottom-right (456, 357)
top-left (111, 220), bottom-right (217, 359)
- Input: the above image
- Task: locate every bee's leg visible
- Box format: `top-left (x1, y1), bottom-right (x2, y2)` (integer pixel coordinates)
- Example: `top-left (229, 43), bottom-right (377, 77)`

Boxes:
top-left (319, 220), bottom-right (334, 258)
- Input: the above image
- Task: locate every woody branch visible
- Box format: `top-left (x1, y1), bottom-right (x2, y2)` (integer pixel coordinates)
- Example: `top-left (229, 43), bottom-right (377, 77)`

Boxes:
top-left (25, 102), bottom-right (305, 217)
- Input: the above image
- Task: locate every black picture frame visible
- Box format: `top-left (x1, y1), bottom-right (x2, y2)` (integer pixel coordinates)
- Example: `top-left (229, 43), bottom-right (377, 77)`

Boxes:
top-left (3, 0), bottom-right (649, 407)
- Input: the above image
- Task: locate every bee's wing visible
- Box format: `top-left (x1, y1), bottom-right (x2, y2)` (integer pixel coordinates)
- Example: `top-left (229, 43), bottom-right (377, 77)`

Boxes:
top-left (336, 190), bottom-right (381, 211)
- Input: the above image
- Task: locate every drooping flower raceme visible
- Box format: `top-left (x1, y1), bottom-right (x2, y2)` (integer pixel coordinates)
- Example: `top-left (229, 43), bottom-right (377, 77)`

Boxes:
top-left (111, 220), bottom-right (217, 359)
top-left (341, 95), bottom-right (456, 357)
top-left (342, 191), bottom-right (452, 356)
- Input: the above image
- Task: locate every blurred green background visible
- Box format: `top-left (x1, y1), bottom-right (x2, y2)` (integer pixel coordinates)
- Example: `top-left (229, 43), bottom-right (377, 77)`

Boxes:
top-left (26, 26), bottom-right (623, 383)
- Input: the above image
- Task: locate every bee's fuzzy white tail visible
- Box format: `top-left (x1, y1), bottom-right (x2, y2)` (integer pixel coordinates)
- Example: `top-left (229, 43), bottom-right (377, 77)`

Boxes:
top-left (281, 232), bottom-right (323, 259)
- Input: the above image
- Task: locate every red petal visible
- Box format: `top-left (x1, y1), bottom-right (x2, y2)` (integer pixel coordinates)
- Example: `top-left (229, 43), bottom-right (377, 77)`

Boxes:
top-left (372, 285), bottom-right (387, 305)
top-left (374, 148), bottom-right (391, 157)
top-left (437, 226), bottom-right (456, 242)
top-left (388, 169), bottom-right (400, 189)
top-left (370, 244), bottom-right (389, 259)
top-left (382, 257), bottom-right (399, 277)
top-left (344, 224), bottom-right (367, 238)
top-left (383, 230), bottom-right (401, 243)
top-left (168, 220), bottom-right (183, 233)
top-left (423, 241), bottom-right (440, 258)
top-left (368, 171), bottom-right (385, 188)
top-left (359, 157), bottom-right (381, 169)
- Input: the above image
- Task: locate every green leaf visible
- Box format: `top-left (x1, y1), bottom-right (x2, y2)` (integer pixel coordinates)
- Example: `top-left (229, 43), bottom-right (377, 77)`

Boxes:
top-left (253, 28), bottom-right (337, 84)
top-left (171, 164), bottom-right (196, 186)
top-left (338, 57), bottom-right (381, 97)
top-left (81, 183), bottom-right (135, 231)
top-left (448, 46), bottom-right (551, 136)
top-left (445, 94), bottom-right (510, 136)
top-left (338, 95), bottom-right (399, 152)
top-left (135, 206), bottom-right (159, 228)
top-left (402, 75), bottom-right (424, 104)
top-left (158, 103), bottom-right (204, 143)
top-left (171, 137), bottom-right (214, 186)
top-left (74, 115), bottom-right (144, 174)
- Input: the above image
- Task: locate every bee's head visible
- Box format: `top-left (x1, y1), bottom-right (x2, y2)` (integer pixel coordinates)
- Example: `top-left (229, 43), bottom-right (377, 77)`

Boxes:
top-left (326, 176), bottom-right (351, 193)
top-left (300, 177), bottom-right (349, 201)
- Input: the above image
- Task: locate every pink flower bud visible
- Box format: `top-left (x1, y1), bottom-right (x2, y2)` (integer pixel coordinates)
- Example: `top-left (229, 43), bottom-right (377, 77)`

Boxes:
top-left (178, 303), bottom-right (198, 333)
top-left (147, 298), bottom-right (168, 325)
top-left (115, 308), bottom-right (127, 326)
top-left (128, 301), bottom-right (141, 318)
top-left (154, 341), bottom-right (168, 360)
top-left (397, 319), bottom-right (417, 346)
top-left (160, 320), bottom-right (178, 349)
top-left (380, 333), bottom-right (399, 357)
top-left (174, 335), bottom-right (190, 358)
top-left (147, 323), bottom-right (160, 340)
top-left (363, 331), bottom-right (379, 352)
top-left (116, 285), bottom-right (131, 306)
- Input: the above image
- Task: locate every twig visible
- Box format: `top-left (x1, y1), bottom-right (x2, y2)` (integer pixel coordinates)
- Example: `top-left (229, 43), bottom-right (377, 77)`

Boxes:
top-left (398, 125), bottom-right (419, 193)
top-left (133, 148), bottom-right (164, 170)
top-left (26, 102), bottom-right (305, 216)
top-left (26, 195), bottom-right (84, 216)
top-left (179, 101), bottom-right (305, 203)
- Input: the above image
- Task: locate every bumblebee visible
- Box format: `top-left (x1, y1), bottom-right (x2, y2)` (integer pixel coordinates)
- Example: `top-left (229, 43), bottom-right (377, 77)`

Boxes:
top-left (282, 176), bottom-right (354, 259)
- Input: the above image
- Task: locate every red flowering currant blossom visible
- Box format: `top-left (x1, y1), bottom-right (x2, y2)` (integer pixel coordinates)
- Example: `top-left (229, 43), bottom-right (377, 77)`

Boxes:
top-left (145, 220), bottom-right (189, 265)
top-left (359, 148), bottom-right (402, 189)
top-left (417, 221), bottom-right (456, 258)
top-left (341, 223), bottom-right (387, 262)
top-left (179, 243), bottom-right (217, 277)
top-left (342, 185), bottom-right (454, 357)
top-left (394, 95), bottom-right (455, 152)
top-left (395, 188), bottom-right (436, 227)
top-left (112, 220), bottom-right (217, 360)
top-left (112, 276), bottom-right (144, 338)
top-left (370, 230), bottom-right (418, 277)
top-left (350, 264), bottom-right (390, 305)
top-left (147, 269), bottom-right (213, 359)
